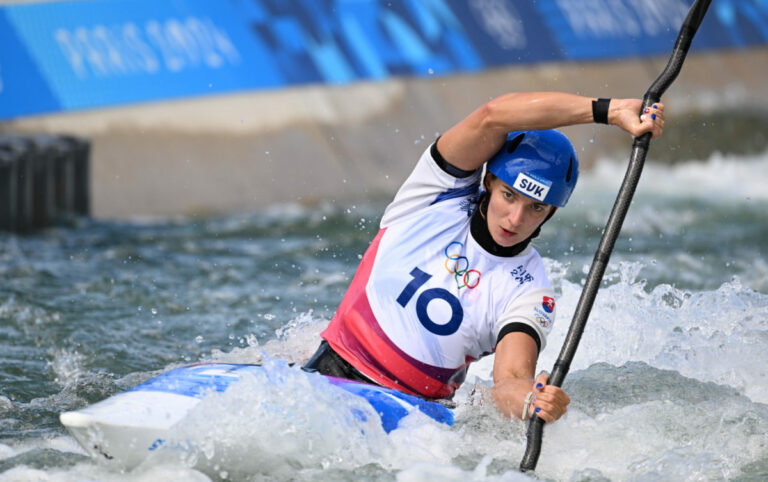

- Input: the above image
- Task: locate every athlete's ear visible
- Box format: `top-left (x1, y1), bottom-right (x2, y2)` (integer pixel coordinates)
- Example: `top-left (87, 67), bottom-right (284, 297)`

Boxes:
top-left (541, 207), bottom-right (558, 226)
top-left (483, 172), bottom-right (495, 191)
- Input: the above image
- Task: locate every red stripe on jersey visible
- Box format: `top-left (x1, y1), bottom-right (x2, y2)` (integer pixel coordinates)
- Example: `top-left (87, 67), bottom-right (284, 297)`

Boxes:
top-left (322, 228), bottom-right (459, 399)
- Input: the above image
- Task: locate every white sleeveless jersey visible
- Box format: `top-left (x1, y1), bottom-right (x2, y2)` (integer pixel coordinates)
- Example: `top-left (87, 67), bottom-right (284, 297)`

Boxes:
top-left (322, 144), bottom-right (556, 398)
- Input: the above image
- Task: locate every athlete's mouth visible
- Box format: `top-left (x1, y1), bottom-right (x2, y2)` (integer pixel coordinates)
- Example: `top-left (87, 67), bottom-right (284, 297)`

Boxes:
top-left (500, 227), bottom-right (517, 238)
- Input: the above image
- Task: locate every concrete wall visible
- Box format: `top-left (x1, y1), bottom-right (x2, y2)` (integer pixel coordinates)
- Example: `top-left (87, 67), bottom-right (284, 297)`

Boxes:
top-left (2, 48), bottom-right (767, 219)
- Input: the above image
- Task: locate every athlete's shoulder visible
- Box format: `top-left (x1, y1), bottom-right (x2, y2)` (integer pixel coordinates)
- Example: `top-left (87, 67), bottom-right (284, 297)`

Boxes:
top-left (412, 142), bottom-right (482, 191)
top-left (381, 143), bottom-right (481, 228)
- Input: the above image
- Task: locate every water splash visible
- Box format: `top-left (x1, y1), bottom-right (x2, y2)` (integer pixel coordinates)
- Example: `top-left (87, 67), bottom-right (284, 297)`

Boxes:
top-left (541, 267), bottom-right (768, 404)
top-left (145, 358), bottom-right (458, 479)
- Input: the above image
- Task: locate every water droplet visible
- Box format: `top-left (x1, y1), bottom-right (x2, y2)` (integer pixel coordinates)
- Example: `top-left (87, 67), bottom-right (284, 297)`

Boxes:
top-left (195, 335), bottom-right (204, 343)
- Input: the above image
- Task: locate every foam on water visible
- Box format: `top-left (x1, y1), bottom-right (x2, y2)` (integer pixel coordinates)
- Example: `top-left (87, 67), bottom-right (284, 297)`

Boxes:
top-left (457, 267), bottom-right (768, 480)
top-left (2, 282), bottom-right (767, 481)
top-left (145, 359), bottom-right (388, 478)
top-left (540, 150), bottom-right (768, 294)
top-left (540, 267), bottom-right (768, 405)
top-left (111, 354), bottom-right (479, 481)
top-left (118, 264), bottom-right (767, 481)
top-left (587, 150), bottom-right (768, 202)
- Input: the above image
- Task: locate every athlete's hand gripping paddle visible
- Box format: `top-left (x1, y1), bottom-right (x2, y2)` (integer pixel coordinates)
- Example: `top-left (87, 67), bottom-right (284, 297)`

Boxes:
top-left (519, 0), bottom-right (713, 473)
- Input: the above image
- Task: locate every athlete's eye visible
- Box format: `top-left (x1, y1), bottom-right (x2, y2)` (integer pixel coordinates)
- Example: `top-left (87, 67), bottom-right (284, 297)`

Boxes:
top-left (502, 191), bottom-right (514, 200)
top-left (532, 203), bottom-right (546, 212)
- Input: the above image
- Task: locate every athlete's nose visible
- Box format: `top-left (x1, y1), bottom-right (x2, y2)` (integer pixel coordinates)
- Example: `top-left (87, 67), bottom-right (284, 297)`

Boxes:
top-left (507, 201), bottom-right (526, 227)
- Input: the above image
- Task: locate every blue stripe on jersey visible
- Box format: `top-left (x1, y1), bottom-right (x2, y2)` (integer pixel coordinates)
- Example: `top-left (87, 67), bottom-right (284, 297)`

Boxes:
top-left (430, 183), bottom-right (480, 205)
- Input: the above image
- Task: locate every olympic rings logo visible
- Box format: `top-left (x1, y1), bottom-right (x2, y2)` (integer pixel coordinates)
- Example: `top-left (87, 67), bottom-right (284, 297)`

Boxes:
top-left (444, 241), bottom-right (481, 290)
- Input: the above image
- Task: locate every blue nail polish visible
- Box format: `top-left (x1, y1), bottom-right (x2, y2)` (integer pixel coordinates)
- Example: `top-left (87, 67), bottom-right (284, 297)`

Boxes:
top-left (652, 104), bottom-right (658, 109)
top-left (651, 113), bottom-right (657, 120)
top-left (536, 383), bottom-right (543, 389)
top-left (535, 408), bottom-right (541, 413)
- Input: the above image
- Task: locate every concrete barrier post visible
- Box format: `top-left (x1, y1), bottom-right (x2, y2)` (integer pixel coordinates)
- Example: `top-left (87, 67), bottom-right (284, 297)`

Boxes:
top-left (0, 136), bottom-right (36, 233)
top-left (51, 136), bottom-right (76, 215)
top-left (14, 137), bottom-right (35, 233)
top-left (62, 136), bottom-right (91, 216)
top-left (0, 144), bottom-right (18, 231)
top-left (29, 135), bottom-right (58, 229)
top-left (0, 134), bottom-right (91, 232)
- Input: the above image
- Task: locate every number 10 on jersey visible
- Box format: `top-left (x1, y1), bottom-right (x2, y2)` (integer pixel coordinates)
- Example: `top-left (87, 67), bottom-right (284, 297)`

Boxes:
top-left (396, 267), bottom-right (464, 336)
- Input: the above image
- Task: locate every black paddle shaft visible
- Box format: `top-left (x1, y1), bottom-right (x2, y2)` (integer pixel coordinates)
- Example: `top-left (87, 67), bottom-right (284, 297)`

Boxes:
top-left (519, 0), bottom-right (712, 473)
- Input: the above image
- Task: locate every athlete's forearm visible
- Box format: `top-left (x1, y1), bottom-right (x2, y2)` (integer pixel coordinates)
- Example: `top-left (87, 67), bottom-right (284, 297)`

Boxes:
top-left (484, 92), bottom-right (594, 133)
top-left (493, 370), bottom-right (571, 423)
top-left (491, 331), bottom-right (539, 419)
top-left (491, 375), bottom-right (536, 420)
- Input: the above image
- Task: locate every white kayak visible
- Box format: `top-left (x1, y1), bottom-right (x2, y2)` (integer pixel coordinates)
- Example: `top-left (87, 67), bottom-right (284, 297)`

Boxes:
top-left (60, 363), bottom-right (455, 468)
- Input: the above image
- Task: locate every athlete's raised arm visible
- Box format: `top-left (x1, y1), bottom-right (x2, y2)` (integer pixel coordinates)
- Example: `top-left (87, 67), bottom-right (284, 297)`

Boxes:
top-left (436, 92), bottom-right (664, 173)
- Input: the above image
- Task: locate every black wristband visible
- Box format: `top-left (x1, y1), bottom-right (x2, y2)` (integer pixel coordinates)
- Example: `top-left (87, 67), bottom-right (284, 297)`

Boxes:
top-left (592, 98), bottom-right (611, 124)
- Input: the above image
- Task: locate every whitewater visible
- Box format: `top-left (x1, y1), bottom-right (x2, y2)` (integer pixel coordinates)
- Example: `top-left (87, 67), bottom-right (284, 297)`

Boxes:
top-left (1, 149), bottom-right (766, 481)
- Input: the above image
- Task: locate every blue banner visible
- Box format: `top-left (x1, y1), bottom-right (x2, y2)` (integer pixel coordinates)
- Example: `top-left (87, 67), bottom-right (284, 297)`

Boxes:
top-left (0, 10), bottom-right (60, 118)
top-left (1, 0), bottom-right (767, 121)
top-left (2, 0), bottom-right (284, 114)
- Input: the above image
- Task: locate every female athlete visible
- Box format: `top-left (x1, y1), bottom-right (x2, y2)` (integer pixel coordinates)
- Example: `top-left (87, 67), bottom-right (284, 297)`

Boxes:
top-left (304, 92), bottom-right (665, 423)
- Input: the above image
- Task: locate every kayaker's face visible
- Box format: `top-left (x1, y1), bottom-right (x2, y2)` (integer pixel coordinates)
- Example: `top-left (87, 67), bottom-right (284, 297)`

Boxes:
top-left (485, 175), bottom-right (553, 248)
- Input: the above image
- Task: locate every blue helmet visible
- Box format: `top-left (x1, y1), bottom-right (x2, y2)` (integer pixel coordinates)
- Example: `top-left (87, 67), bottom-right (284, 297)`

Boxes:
top-left (486, 130), bottom-right (578, 207)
